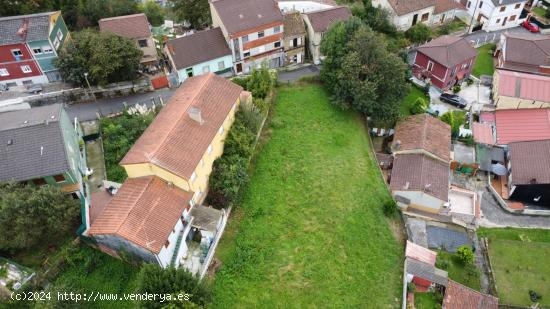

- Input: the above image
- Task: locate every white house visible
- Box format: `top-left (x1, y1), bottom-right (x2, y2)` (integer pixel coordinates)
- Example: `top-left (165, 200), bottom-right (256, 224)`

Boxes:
top-left (372, 0), bottom-right (464, 31)
top-left (461, 0), bottom-right (527, 31)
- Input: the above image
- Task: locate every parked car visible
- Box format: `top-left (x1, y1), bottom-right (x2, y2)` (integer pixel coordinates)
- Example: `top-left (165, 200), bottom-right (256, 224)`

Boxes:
top-left (522, 20), bottom-right (540, 33)
top-left (24, 83), bottom-right (43, 94)
top-left (440, 93), bottom-right (467, 108)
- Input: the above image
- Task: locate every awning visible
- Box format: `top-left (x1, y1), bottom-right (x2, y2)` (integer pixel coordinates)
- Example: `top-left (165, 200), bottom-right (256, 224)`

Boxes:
top-left (491, 163), bottom-right (507, 176)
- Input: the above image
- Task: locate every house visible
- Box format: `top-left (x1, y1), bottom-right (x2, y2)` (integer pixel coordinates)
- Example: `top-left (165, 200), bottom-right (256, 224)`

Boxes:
top-left (165, 27), bottom-right (233, 84)
top-left (303, 6), bottom-right (351, 64)
top-left (278, 0), bottom-right (337, 13)
top-left (283, 11), bottom-right (306, 64)
top-left (210, 0), bottom-right (285, 74)
top-left (0, 11), bottom-right (69, 86)
top-left (88, 73), bottom-right (252, 270)
top-left (507, 139), bottom-right (550, 206)
top-left (443, 279), bottom-right (498, 308)
top-left (493, 33), bottom-right (550, 109)
top-left (99, 13), bottom-right (158, 70)
top-left (372, 0), bottom-right (463, 31)
top-left (461, 0), bottom-right (526, 32)
top-left (0, 104), bottom-right (90, 233)
top-left (413, 35), bottom-right (477, 90)
top-left (390, 114), bottom-right (452, 213)
top-left (405, 241), bottom-right (448, 291)
top-left (495, 108), bottom-right (550, 145)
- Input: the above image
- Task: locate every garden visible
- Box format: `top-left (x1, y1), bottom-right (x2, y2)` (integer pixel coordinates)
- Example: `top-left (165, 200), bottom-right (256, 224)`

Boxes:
top-left (400, 85), bottom-right (430, 117)
top-left (478, 228), bottom-right (550, 307)
top-left (472, 44), bottom-right (496, 78)
top-left (436, 249), bottom-right (480, 291)
top-left (211, 83), bottom-right (404, 308)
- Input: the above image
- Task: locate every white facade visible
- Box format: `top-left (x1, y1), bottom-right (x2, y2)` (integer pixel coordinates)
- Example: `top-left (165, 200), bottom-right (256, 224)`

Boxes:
top-left (278, 1), bottom-right (334, 13)
top-left (393, 190), bottom-right (447, 213)
top-left (373, 0), bottom-right (462, 30)
top-left (155, 207), bottom-right (194, 268)
top-left (464, 0), bottom-right (526, 31)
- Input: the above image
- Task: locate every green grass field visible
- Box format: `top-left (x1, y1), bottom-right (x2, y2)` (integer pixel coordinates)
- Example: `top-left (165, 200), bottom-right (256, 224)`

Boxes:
top-left (472, 44), bottom-right (496, 77)
top-left (400, 86), bottom-right (429, 116)
top-left (437, 251), bottom-right (480, 291)
top-left (478, 228), bottom-right (550, 307)
top-left (415, 292), bottom-right (440, 309)
top-left (211, 83), bottom-right (404, 308)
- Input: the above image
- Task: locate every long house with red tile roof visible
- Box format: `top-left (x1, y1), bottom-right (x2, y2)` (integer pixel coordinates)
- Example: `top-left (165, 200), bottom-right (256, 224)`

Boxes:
top-left (372, 0), bottom-right (463, 30)
top-left (87, 73), bottom-right (252, 270)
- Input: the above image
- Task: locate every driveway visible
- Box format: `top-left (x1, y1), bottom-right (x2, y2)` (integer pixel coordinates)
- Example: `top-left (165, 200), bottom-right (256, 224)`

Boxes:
top-left (278, 65), bottom-right (320, 82)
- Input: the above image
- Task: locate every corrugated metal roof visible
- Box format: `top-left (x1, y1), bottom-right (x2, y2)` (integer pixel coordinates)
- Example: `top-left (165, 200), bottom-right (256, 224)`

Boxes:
top-left (497, 70), bottom-right (550, 103)
top-left (495, 109), bottom-right (550, 145)
top-left (472, 122), bottom-right (494, 145)
top-left (406, 241), bottom-right (437, 265)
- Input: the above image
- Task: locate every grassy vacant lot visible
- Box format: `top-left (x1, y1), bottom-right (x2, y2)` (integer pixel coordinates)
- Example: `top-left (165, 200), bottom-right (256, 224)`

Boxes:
top-left (437, 251), bottom-right (480, 291)
top-left (212, 83), bottom-right (404, 308)
top-left (400, 86), bottom-right (429, 116)
top-left (415, 292), bottom-right (440, 309)
top-left (472, 44), bottom-right (496, 77)
top-left (478, 228), bottom-right (550, 307)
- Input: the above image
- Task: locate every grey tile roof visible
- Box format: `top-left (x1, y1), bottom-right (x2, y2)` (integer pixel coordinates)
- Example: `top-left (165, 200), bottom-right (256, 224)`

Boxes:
top-left (305, 6), bottom-right (351, 33)
top-left (509, 139), bottom-right (550, 185)
top-left (212, 0), bottom-right (283, 35)
top-left (417, 35), bottom-right (478, 68)
top-left (490, 0), bottom-right (524, 6)
top-left (501, 32), bottom-right (550, 74)
top-left (0, 12), bottom-right (54, 45)
top-left (167, 28), bottom-right (231, 70)
top-left (426, 225), bottom-right (471, 253)
top-left (406, 257), bottom-right (449, 286)
top-left (0, 104), bottom-right (70, 183)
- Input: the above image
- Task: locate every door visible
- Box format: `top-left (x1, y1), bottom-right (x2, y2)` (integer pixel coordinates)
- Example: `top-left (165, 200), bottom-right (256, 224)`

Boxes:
top-left (440, 14), bottom-right (445, 23)
top-left (412, 14), bottom-right (418, 25)
top-left (502, 17), bottom-right (508, 26)
top-left (236, 63), bottom-right (243, 74)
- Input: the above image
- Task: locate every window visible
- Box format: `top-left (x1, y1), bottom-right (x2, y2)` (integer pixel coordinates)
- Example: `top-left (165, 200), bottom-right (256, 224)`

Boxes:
top-left (274, 25), bottom-right (281, 33)
top-left (514, 3), bottom-right (520, 9)
top-left (165, 240), bottom-right (170, 248)
top-left (258, 31), bottom-right (264, 38)
top-left (32, 178), bottom-right (47, 186)
top-left (53, 37), bottom-right (60, 49)
top-left (190, 172), bottom-right (197, 182)
top-left (0, 68), bottom-right (8, 77)
top-left (11, 49), bottom-right (23, 59)
top-left (202, 65), bottom-right (210, 73)
top-left (218, 125), bottom-right (224, 134)
top-left (274, 41), bottom-right (281, 48)
top-left (53, 174), bottom-right (65, 183)
top-left (207, 144), bottom-right (213, 154)
top-left (451, 67), bottom-right (457, 77)
top-left (33, 48), bottom-right (43, 55)
top-left (467, 1), bottom-right (471, 8)
top-left (56, 29), bottom-right (63, 41)
top-left (43, 46), bottom-right (53, 53)
top-left (509, 15), bottom-right (516, 21)
top-left (218, 61), bottom-right (225, 71)
top-left (21, 65), bottom-right (32, 73)
top-left (421, 12), bottom-right (429, 22)
top-left (496, 18), bottom-right (501, 24)
top-left (479, 1), bottom-right (483, 8)
top-left (186, 68), bottom-right (193, 77)
top-left (200, 159), bottom-right (204, 166)
top-left (138, 39), bottom-right (148, 48)
top-left (244, 51), bottom-right (250, 57)
top-left (499, 6), bottom-right (505, 12)
top-left (293, 38), bottom-right (299, 47)
top-left (427, 61), bottom-right (434, 71)
top-left (242, 35), bottom-right (249, 43)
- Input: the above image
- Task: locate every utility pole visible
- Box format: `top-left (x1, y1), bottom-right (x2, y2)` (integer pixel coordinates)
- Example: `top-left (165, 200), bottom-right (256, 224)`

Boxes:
top-left (83, 72), bottom-right (97, 102)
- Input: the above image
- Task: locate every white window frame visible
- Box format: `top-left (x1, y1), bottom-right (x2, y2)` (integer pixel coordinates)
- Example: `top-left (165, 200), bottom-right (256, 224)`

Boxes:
top-left (202, 65), bottom-right (210, 73)
top-left (0, 68), bottom-right (9, 76)
top-left (427, 61), bottom-right (434, 71)
top-left (218, 61), bottom-right (225, 71)
top-left (32, 48), bottom-right (43, 55)
top-left (218, 125), bottom-right (224, 134)
top-left (11, 49), bottom-right (23, 57)
top-left (21, 65), bottom-right (32, 73)
top-left (207, 144), bottom-right (213, 154)
top-left (56, 29), bottom-right (63, 41)
top-left (42, 45), bottom-right (53, 53)
top-left (274, 25), bottom-right (281, 33)
top-left (190, 172), bottom-right (197, 182)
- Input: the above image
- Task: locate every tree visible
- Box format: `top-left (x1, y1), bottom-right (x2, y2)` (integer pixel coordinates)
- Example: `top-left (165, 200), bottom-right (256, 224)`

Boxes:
top-left (456, 245), bottom-right (475, 264)
top-left (320, 18), bottom-right (409, 124)
top-left (410, 97), bottom-right (428, 115)
top-left (352, 0), bottom-right (397, 36)
top-left (170, 0), bottom-right (211, 30)
top-left (139, 0), bottom-right (165, 27)
top-left (405, 23), bottom-right (432, 44)
top-left (135, 264), bottom-right (211, 308)
top-left (0, 183), bottom-right (80, 251)
top-left (55, 29), bottom-right (142, 86)
top-left (0, 0), bottom-right (56, 17)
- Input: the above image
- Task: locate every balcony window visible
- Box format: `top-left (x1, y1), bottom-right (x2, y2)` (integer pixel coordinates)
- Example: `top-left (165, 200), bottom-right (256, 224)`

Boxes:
top-left (274, 41), bottom-right (281, 48)
top-left (21, 65), bottom-right (32, 73)
top-left (427, 61), bottom-right (434, 71)
top-left (242, 35), bottom-right (249, 43)
top-left (11, 49), bottom-right (23, 60)
top-left (274, 25), bottom-right (281, 33)
top-left (244, 51), bottom-right (250, 58)
top-left (479, 1), bottom-right (483, 8)
top-left (499, 6), bottom-right (505, 12)
top-left (53, 174), bottom-right (65, 183)
top-left (33, 48), bottom-right (43, 55)
top-left (258, 31), bottom-right (264, 38)
top-left (421, 13), bottom-right (429, 22)
top-left (0, 68), bottom-right (8, 77)
top-left (138, 39), bottom-right (148, 48)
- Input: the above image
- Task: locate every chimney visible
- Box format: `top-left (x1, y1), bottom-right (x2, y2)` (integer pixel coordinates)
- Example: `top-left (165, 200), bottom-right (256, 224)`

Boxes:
top-left (188, 107), bottom-right (203, 124)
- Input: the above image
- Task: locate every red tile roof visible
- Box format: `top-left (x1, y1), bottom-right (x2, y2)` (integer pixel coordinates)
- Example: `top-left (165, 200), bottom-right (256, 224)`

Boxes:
top-left (495, 109), bottom-right (550, 145)
top-left (99, 13), bottom-right (151, 39)
top-left (390, 153), bottom-right (450, 201)
top-left (166, 28), bottom-right (231, 70)
top-left (392, 114), bottom-right (452, 162)
top-left (508, 139), bottom-right (550, 185)
top-left (304, 6), bottom-right (351, 33)
top-left (443, 280), bottom-right (498, 309)
top-left (496, 70), bottom-right (550, 104)
top-left (405, 241), bottom-right (437, 265)
top-left (417, 36), bottom-right (477, 68)
top-left (472, 122), bottom-right (494, 145)
top-left (88, 176), bottom-right (193, 254)
top-left (120, 73), bottom-right (244, 179)
top-left (500, 32), bottom-right (550, 74)
top-left (434, 0), bottom-right (464, 14)
top-left (211, 0), bottom-right (283, 36)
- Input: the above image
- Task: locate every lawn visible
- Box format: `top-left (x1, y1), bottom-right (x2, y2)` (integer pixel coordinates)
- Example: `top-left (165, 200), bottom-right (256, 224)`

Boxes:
top-left (532, 7), bottom-right (548, 19)
top-left (472, 44), bottom-right (496, 77)
top-left (400, 86), bottom-right (429, 116)
top-left (211, 83), bottom-right (404, 308)
top-left (437, 251), bottom-right (481, 291)
top-left (478, 228), bottom-right (550, 307)
top-left (415, 292), bottom-right (440, 309)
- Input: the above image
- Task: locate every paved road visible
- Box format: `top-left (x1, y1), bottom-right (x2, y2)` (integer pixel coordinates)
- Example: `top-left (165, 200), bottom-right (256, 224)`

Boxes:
top-left (462, 25), bottom-right (535, 45)
top-left (278, 65), bottom-right (320, 82)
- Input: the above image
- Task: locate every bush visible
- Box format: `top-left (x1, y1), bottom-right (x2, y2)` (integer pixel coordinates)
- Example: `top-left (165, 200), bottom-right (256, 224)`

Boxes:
top-left (410, 97), bottom-right (429, 115)
top-left (232, 64), bottom-right (276, 99)
top-left (466, 78), bottom-right (474, 86)
top-left (405, 23), bottom-right (432, 43)
top-left (456, 245), bottom-right (475, 265)
top-left (452, 85), bottom-right (461, 93)
top-left (383, 200), bottom-right (398, 217)
top-left (435, 258), bottom-right (449, 270)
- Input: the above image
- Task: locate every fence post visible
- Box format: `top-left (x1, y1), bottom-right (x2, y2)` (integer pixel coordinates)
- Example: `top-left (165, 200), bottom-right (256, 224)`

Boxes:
top-left (159, 95), bottom-right (164, 106)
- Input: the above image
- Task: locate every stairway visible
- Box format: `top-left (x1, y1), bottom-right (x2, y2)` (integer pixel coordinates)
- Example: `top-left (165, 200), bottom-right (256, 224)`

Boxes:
top-left (170, 230), bottom-right (185, 267)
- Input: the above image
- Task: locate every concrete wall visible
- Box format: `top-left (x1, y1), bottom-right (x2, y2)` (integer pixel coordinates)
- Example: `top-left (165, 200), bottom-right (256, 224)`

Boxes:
top-left (303, 15), bottom-right (323, 64)
top-left (94, 234), bottom-right (158, 264)
top-left (174, 55), bottom-right (233, 83)
top-left (393, 190), bottom-right (446, 213)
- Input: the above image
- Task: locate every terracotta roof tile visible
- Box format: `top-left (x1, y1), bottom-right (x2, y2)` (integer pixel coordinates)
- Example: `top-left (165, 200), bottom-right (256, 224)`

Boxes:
top-left (99, 13), bottom-right (151, 39)
top-left (212, 0), bottom-right (283, 35)
top-left (434, 0), bottom-right (464, 14)
top-left (392, 114), bottom-right (451, 161)
top-left (500, 32), bottom-right (550, 74)
top-left (305, 6), bottom-right (351, 33)
top-left (509, 139), bottom-right (550, 185)
top-left (390, 153), bottom-right (450, 201)
top-left (167, 28), bottom-right (231, 70)
top-left (283, 11), bottom-right (306, 37)
top-left (444, 280), bottom-right (499, 309)
top-left (417, 36), bottom-right (477, 68)
top-left (120, 73), bottom-right (244, 179)
top-left (387, 0), bottom-right (435, 15)
top-left (88, 176), bottom-right (193, 254)
top-left (406, 241), bottom-right (437, 265)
